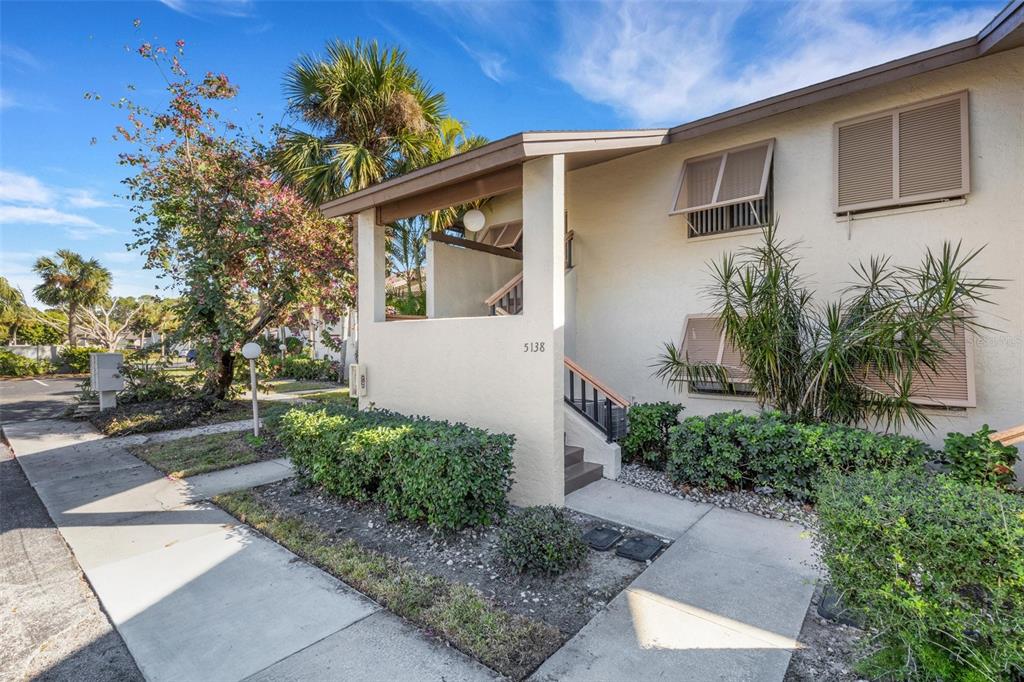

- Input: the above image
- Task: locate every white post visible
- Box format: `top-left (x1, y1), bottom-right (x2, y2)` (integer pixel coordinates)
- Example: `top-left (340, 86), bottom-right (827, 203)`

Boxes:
top-left (241, 342), bottom-right (263, 438)
top-left (249, 358), bottom-right (260, 438)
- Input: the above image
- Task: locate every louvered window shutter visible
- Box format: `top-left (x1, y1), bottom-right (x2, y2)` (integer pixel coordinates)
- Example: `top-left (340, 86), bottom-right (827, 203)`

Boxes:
top-left (857, 322), bottom-right (975, 407)
top-left (672, 140), bottom-right (774, 215)
top-left (478, 221), bottom-right (523, 249)
top-left (898, 97), bottom-right (966, 198)
top-left (681, 316), bottom-right (722, 364)
top-left (837, 115), bottom-right (894, 209)
top-left (835, 91), bottom-right (969, 213)
top-left (680, 315), bottom-right (749, 384)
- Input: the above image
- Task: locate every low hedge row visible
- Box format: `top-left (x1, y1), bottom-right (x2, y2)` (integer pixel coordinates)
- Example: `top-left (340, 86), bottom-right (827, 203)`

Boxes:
top-left (662, 410), bottom-right (930, 501)
top-left (816, 468), bottom-right (1024, 680)
top-left (278, 405), bottom-right (515, 531)
top-left (270, 356), bottom-right (340, 381)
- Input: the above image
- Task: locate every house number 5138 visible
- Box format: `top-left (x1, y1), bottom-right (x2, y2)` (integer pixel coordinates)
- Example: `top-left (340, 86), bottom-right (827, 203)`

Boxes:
top-left (523, 342), bottom-right (545, 353)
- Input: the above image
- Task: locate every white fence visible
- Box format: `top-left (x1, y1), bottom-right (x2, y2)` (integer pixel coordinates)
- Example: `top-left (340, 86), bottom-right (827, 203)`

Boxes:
top-left (5, 345), bottom-right (63, 362)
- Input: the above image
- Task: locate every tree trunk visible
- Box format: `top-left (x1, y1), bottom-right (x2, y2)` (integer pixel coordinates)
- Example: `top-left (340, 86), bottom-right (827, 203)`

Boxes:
top-left (214, 350), bottom-right (235, 400)
top-left (67, 302), bottom-right (78, 346)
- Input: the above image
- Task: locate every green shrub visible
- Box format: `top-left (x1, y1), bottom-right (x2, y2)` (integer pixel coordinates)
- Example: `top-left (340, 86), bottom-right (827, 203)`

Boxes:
top-left (498, 506), bottom-right (587, 576)
top-left (816, 468), bottom-right (1024, 680)
top-left (0, 350), bottom-right (56, 377)
top-left (272, 356), bottom-right (339, 381)
top-left (58, 345), bottom-right (106, 373)
top-left (277, 405), bottom-right (515, 532)
top-left (665, 411), bottom-right (930, 501)
top-left (284, 336), bottom-right (304, 355)
top-left (117, 357), bottom-right (194, 404)
top-left (942, 425), bottom-right (1019, 488)
top-left (622, 402), bottom-right (682, 468)
top-left (667, 411), bottom-right (750, 490)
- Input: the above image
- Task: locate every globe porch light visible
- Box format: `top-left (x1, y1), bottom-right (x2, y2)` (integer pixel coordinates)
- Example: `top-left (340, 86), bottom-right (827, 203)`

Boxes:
top-left (242, 342), bottom-right (262, 359)
top-left (463, 209), bottom-right (486, 232)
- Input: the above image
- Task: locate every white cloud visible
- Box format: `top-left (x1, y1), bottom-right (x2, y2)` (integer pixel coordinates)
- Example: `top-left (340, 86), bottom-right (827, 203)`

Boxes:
top-left (0, 44), bottom-right (42, 71)
top-left (0, 170), bottom-right (54, 204)
top-left (159, 0), bottom-right (253, 18)
top-left (66, 189), bottom-right (117, 209)
top-left (0, 206), bottom-right (105, 228)
top-left (457, 39), bottom-right (512, 83)
top-left (556, 0), bottom-right (997, 126)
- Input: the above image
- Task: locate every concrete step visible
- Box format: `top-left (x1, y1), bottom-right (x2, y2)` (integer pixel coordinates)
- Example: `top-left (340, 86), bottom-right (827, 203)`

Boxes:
top-left (564, 445), bottom-right (584, 467)
top-left (564, 461), bottom-right (603, 495)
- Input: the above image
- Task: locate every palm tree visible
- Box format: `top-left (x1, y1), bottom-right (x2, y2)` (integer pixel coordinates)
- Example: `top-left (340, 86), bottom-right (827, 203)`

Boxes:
top-left (33, 250), bottom-right (111, 346)
top-left (274, 38), bottom-right (448, 206)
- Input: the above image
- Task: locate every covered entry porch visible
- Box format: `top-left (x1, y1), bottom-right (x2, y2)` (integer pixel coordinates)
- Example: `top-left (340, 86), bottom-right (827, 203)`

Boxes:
top-left (320, 130), bottom-right (666, 505)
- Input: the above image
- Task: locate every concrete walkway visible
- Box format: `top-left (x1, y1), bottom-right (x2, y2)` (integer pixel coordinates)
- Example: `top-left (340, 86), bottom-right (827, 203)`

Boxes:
top-left (5, 419), bottom-right (496, 682)
top-left (533, 479), bottom-right (818, 682)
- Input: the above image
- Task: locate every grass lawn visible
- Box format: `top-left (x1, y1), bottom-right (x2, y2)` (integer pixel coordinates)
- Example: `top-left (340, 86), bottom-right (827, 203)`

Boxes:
top-left (302, 388), bottom-right (357, 407)
top-left (268, 380), bottom-right (342, 393)
top-left (129, 431), bottom-right (281, 478)
top-left (215, 491), bottom-right (562, 680)
top-left (161, 366), bottom-right (198, 378)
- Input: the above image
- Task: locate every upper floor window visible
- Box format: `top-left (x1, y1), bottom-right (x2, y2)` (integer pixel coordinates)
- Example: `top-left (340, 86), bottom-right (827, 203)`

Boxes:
top-left (835, 91), bottom-right (969, 214)
top-left (671, 139), bottom-right (775, 239)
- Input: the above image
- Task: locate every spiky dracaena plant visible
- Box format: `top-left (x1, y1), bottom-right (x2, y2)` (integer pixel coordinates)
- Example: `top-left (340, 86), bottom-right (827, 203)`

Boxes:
top-left (654, 221), bottom-right (1000, 430)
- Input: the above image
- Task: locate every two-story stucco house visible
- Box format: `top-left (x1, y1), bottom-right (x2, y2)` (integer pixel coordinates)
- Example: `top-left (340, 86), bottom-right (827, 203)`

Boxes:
top-left (321, 2), bottom-right (1024, 507)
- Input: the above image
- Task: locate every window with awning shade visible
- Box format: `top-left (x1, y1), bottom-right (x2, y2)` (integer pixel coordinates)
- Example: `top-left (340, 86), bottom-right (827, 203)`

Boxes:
top-left (857, 322), bottom-right (976, 408)
top-left (835, 91), bottom-right (969, 213)
top-left (477, 220), bottom-right (523, 249)
top-left (672, 139), bottom-right (775, 215)
top-left (679, 314), bottom-right (752, 394)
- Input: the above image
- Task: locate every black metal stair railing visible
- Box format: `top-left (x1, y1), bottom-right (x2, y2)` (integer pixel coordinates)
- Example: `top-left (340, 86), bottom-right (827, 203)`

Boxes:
top-left (564, 357), bottom-right (629, 443)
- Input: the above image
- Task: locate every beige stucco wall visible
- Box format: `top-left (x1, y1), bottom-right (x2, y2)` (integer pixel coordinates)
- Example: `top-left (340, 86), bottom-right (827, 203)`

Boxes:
top-left (426, 241), bottom-right (522, 318)
top-left (560, 47), bottom-right (1023, 450)
top-left (356, 157), bottom-right (567, 506)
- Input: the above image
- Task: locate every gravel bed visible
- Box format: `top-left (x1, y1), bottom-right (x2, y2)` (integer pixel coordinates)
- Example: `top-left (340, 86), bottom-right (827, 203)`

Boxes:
top-left (251, 479), bottom-right (650, 636)
top-left (617, 462), bottom-right (818, 527)
top-left (785, 584), bottom-right (868, 681)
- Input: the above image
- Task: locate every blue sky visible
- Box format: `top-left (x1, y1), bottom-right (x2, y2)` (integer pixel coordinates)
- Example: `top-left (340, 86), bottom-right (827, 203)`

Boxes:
top-left (0, 0), bottom-right (1001, 304)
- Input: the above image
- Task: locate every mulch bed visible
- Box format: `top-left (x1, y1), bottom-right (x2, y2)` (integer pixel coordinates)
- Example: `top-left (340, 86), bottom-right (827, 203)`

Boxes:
top-left (86, 398), bottom-right (286, 437)
top-left (250, 478), bottom-right (649, 636)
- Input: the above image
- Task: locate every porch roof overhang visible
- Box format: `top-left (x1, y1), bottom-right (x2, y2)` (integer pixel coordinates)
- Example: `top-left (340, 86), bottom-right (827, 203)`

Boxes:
top-left (320, 129), bottom-right (669, 221)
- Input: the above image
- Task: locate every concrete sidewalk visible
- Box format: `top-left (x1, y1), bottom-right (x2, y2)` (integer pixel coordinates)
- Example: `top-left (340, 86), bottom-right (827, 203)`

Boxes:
top-left (5, 419), bottom-right (496, 682)
top-left (534, 479), bottom-right (818, 682)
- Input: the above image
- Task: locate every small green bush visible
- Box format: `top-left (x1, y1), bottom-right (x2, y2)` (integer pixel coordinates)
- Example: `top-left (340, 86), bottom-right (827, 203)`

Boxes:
top-left (58, 345), bottom-right (106, 373)
top-left (816, 468), bottom-right (1024, 680)
top-left (272, 356), bottom-right (339, 381)
top-left (668, 411), bottom-right (751, 490)
top-left (498, 506), bottom-right (587, 576)
top-left (284, 336), bottom-right (304, 355)
top-left (622, 402), bottom-right (682, 468)
top-left (278, 404), bottom-right (515, 532)
top-left (665, 411), bottom-right (930, 501)
top-left (0, 350), bottom-right (56, 377)
top-left (117, 357), bottom-right (194, 404)
top-left (942, 425), bottom-right (1019, 488)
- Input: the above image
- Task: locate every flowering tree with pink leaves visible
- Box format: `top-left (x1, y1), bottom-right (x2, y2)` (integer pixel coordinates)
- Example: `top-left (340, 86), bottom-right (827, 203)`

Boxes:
top-left (114, 33), bottom-right (354, 397)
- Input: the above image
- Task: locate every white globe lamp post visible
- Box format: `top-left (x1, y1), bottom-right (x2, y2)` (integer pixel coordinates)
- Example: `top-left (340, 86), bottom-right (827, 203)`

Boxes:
top-left (463, 209), bottom-right (486, 233)
top-left (241, 342), bottom-right (263, 437)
